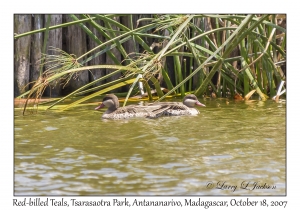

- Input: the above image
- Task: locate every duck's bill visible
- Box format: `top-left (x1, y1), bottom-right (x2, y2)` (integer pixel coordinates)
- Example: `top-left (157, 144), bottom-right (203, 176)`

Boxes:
top-left (196, 101), bottom-right (206, 107)
top-left (95, 103), bottom-right (105, 110)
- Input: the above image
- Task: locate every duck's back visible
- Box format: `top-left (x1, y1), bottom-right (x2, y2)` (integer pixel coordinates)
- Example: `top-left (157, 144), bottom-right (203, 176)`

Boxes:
top-left (148, 102), bottom-right (199, 118)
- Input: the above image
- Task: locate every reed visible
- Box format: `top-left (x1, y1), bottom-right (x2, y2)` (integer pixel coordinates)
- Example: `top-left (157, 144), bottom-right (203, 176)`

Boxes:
top-left (15, 14), bottom-right (286, 113)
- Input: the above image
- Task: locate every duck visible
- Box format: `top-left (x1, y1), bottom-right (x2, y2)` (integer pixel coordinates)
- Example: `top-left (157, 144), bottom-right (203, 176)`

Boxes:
top-left (95, 94), bottom-right (159, 119)
top-left (147, 94), bottom-right (205, 118)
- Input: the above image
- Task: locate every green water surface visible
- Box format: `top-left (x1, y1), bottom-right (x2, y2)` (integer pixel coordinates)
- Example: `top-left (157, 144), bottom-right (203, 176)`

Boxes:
top-left (14, 98), bottom-right (286, 195)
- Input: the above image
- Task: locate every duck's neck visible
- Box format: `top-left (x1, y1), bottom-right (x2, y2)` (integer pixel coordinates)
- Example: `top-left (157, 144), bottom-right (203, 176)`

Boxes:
top-left (106, 107), bottom-right (117, 114)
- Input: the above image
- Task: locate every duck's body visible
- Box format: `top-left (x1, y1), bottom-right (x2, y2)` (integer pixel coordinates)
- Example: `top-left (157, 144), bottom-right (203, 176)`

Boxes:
top-left (148, 94), bottom-right (205, 118)
top-left (100, 105), bottom-right (155, 119)
top-left (95, 94), bottom-right (158, 119)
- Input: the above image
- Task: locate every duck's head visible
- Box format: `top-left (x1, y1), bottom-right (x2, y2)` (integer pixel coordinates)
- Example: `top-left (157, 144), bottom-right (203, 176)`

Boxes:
top-left (95, 94), bottom-right (120, 111)
top-left (183, 94), bottom-right (206, 108)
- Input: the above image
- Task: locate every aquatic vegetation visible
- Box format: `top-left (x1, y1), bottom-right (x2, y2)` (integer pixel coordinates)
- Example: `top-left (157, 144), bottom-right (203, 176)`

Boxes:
top-left (14, 14), bottom-right (286, 114)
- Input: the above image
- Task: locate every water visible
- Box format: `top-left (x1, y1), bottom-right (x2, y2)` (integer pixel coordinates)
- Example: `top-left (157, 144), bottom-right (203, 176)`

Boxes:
top-left (14, 98), bottom-right (286, 195)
